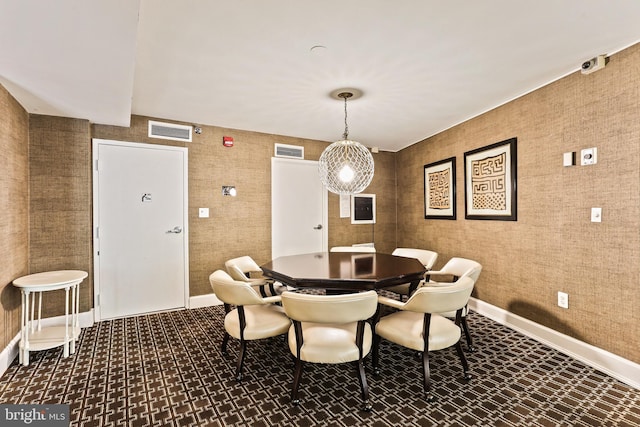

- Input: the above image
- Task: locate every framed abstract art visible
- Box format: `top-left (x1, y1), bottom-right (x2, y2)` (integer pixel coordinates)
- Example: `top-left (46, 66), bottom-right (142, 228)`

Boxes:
top-left (464, 137), bottom-right (517, 221)
top-left (424, 157), bottom-right (456, 219)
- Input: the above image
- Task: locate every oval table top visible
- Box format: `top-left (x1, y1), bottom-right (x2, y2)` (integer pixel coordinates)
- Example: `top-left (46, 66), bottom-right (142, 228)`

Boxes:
top-left (13, 270), bottom-right (88, 290)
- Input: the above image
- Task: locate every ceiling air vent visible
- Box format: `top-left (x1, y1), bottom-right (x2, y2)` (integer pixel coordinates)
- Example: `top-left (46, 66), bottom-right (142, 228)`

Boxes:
top-left (275, 143), bottom-right (304, 159)
top-left (148, 120), bottom-right (192, 142)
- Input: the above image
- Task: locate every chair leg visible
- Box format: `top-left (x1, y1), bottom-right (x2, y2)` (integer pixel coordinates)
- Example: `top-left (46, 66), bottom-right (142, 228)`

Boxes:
top-left (355, 359), bottom-right (373, 412)
top-left (460, 316), bottom-right (475, 352)
top-left (421, 350), bottom-right (436, 402)
top-left (372, 334), bottom-right (381, 377)
top-left (235, 339), bottom-right (247, 382)
top-left (221, 332), bottom-right (230, 355)
top-left (454, 342), bottom-right (472, 381)
top-left (291, 358), bottom-right (304, 405)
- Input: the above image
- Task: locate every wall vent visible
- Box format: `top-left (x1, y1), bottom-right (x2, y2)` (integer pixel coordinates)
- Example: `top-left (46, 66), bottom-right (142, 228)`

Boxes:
top-left (148, 120), bottom-right (192, 142)
top-left (275, 143), bottom-right (304, 159)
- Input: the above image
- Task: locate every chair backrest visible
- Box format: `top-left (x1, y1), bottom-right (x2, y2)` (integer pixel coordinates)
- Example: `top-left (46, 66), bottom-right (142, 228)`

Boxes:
top-left (281, 291), bottom-right (378, 324)
top-left (209, 270), bottom-right (265, 306)
top-left (330, 246), bottom-right (376, 253)
top-left (439, 257), bottom-right (482, 283)
top-left (225, 256), bottom-right (261, 282)
top-left (402, 276), bottom-right (474, 314)
top-left (392, 248), bottom-right (438, 269)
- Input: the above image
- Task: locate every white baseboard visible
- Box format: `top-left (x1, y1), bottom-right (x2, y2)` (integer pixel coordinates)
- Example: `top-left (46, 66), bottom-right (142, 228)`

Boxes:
top-left (0, 333), bottom-right (20, 377)
top-left (189, 293), bottom-right (223, 309)
top-left (469, 297), bottom-right (639, 389)
top-left (0, 309), bottom-right (95, 377)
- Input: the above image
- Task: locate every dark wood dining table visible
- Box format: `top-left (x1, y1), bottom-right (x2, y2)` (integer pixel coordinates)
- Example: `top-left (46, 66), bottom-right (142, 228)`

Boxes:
top-left (261, 252), bottom-right (426, 293)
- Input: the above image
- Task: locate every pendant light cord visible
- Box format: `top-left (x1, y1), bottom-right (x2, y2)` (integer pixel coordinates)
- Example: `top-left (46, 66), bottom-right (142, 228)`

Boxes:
top-left (343, 95), bottom-right (349, 140)
top-left (338, 91), bottom-right (353, 140)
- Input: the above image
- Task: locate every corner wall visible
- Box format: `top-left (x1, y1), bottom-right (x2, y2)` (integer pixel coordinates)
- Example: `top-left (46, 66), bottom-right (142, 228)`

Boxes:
top-left (0, 85), bottom-right (28, 348)
top-left (28, 115), bottom-right (93, 315)
top-left (396, 43), bottom-right (640, 363)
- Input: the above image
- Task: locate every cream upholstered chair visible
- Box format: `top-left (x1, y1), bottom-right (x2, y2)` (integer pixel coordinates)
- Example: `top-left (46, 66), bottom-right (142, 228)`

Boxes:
top-left (209, 270), bottom-right (291, 381)
top-left (225, 255), bottom-right (283, 297)
top-left (373, 276), bottom-right (475, 402)
top-left (280, 290), bottom-right (379, 411)
top-left (385, 248), bottom-right (438, 299)
top-left (330, 246), bottom-right (376, 253)
top-left (425, 257), bottom-right (482, 352)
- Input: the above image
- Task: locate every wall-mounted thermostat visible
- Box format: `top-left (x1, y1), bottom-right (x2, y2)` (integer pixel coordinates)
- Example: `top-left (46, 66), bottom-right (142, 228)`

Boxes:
top-left (581, 147), bottom-right (597, 166)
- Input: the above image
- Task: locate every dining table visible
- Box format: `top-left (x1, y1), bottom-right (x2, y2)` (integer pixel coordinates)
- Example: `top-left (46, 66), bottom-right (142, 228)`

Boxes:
top-left (261, 251), bottom-right (426, 293)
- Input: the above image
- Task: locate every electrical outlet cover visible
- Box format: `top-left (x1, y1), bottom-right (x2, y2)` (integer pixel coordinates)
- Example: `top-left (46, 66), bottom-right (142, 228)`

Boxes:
top-left (581, 147), bottom-right (597, 165)
top-left (558, 291), bottom-right (569, 309)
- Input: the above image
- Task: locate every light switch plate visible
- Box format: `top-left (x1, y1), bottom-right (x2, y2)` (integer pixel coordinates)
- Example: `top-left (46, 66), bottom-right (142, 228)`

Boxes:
top-left (199, 207), bottom-right (209, 218)
top-left (591, 207), bottom-right (602, 222)
top-left (563, 152), bottom-right (575, 167)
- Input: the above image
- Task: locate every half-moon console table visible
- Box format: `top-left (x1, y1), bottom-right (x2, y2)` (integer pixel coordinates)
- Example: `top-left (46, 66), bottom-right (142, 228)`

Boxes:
top-left (12, 270), bottom-right (88, 366)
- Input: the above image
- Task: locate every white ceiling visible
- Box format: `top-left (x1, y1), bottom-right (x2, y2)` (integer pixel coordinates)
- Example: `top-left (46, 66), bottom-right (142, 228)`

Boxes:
top-left (2, 1), bottom-right (640, 152)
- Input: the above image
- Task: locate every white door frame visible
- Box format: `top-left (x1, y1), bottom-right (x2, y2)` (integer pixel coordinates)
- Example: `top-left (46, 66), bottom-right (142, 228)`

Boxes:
top-left (92, 138), bottom-right (189, 321)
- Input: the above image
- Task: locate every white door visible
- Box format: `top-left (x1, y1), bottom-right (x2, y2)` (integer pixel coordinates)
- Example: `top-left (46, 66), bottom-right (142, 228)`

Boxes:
top-left (272, 157), bottom-right (328, 258)
top-left (93, 139), bottom-right (189, 320)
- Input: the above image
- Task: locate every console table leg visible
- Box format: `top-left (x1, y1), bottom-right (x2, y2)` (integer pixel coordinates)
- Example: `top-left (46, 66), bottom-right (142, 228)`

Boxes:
top-left (63, 287), bottom-right (70, 358)
top-left (22, 290), bottom-right (30, 366)
top-left (70, 284), bottom-right (77, 354)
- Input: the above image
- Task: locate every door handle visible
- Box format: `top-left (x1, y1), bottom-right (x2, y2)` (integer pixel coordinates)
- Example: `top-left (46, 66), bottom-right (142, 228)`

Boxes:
top-left (166, 226), bottom-right (182, 234)
top-left (313, 224), bottom-right (323, 230)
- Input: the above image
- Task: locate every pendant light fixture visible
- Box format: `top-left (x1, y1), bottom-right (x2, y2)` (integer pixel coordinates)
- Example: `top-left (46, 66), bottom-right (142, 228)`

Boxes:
top-left (318, 90), bottom-right (374, 195)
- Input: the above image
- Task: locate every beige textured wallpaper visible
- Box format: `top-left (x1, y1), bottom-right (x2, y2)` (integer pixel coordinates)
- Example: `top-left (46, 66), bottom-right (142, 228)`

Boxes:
top-left (396, 43), bottom-right (640, 363)
top-left (0, 85), bottom-right (28, 349)
top-left (29, 115), bottom-right (93, 316)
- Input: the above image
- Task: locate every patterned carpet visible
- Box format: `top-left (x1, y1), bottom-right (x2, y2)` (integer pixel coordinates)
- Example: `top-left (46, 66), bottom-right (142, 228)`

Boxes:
top-left (0, 305), bottom-right (638, 426)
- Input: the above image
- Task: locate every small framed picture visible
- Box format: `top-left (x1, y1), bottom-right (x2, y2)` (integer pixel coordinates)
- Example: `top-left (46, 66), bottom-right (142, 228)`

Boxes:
top-left (464, 137), bottom-right (517, 221)
top-left (424, 157), bottom-right (456, 220)
top-left (351, 194), bottom-right (376, 224)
